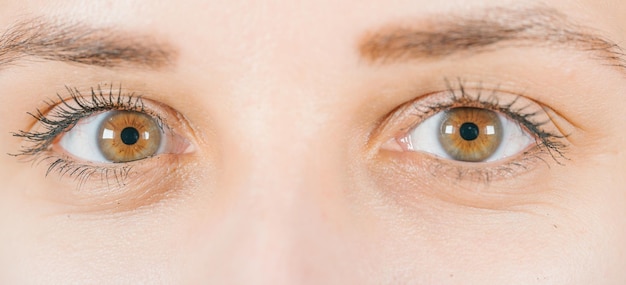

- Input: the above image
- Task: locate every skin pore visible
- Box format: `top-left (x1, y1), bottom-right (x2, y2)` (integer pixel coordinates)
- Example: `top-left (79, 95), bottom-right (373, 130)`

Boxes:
top-left (0, 0), bottom-right (625, 284)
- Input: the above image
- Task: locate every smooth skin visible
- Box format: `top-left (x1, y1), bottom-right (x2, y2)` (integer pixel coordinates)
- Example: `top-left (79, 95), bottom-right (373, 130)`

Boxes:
top-left (0, 0), bottom-right (625, 284)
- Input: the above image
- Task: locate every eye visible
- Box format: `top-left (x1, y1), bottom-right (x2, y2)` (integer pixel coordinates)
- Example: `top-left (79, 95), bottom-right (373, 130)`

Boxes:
top-left (11, 86), bottom-right (198, 210)
top-left (377, 80), bottom-right (570, 180)
top-left (12, 85), bottom-right (198, 188)
top-left (400, 107), bottom-right (533, 162)
top-left (57, 110), bottom-right (189, 163)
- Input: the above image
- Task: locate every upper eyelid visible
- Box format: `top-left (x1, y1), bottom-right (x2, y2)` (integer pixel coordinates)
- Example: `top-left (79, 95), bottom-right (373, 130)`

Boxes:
top-left (402, 87), bottom-right (553, 129)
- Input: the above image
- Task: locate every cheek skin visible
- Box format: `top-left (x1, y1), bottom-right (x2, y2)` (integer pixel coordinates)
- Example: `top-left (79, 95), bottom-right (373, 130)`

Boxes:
top-left (363, 184), bottom-right (595, 283)
top-left (559, 152), bottom-right (626, 279)
top-left (1, 206), bottom-right (184, 283)
top-left (378, 211), bottom-right (593, 283)
top-left (0, 155), bottom-right (211, 283)
top-left (363, 148), bottom-right (626, 282)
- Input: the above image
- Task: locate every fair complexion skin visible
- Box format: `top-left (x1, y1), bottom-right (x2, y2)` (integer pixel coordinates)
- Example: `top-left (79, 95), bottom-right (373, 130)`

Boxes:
top-left (0, 0), bottom-right (625, 284)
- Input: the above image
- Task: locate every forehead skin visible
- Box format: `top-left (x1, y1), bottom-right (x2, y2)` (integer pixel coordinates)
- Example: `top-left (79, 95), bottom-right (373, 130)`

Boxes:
top-left (0, 0), bottom-right (624, 284)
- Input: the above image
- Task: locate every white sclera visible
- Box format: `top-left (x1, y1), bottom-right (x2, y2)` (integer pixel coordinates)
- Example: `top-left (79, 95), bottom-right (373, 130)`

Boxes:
top-left (407, 111), bottom-right (534, 162)
top-left (58, 112), bottom-right (111, 163)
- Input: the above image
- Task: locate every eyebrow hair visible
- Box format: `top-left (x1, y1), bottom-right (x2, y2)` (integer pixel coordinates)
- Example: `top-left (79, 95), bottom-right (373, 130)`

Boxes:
top-left (0, 18), bottom-right (177, 70)
top-left (358, 6), bottom-right (626, 69)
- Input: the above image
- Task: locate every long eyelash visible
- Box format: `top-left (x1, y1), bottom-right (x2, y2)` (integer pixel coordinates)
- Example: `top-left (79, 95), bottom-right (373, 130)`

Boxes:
top-left (11, 84), bottom-right (149, 156)
top-left (10, 84), bottom-right (159, 186)
top-left (35, 155), bottom-right (133, 190)
top-left (414, 78), bottom-right (568, 165)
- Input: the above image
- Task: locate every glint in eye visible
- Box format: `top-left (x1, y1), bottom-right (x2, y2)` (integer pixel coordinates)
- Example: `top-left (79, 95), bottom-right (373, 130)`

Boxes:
top-left (399, 107), bottom-right (533, 162)
top-left (12, 85), bottom-right (198, 187)
top-left (58, 110), bottom-right (191, 163)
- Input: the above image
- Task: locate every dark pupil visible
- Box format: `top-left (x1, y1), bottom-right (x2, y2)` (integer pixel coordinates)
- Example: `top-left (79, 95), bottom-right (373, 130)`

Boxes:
top-left (120, 127), bottom-right (140, 145)
top-left (459, 122), bottom-right (479, 141)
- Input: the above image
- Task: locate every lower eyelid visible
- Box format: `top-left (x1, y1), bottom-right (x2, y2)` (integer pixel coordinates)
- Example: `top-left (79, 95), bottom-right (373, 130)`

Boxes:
top-left (377, 142), bottom-right (549, 184)
top-left (370, 151), bottom-right (555, 211)
top-left (31, 153), bottom-right (193, 213)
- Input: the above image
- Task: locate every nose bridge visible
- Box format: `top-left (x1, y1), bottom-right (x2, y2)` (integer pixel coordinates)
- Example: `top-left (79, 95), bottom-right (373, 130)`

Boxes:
top-left (179, 18), bottom-right (357, 278)
top-left (218, 47), bottom-right (340, 194)
top-left (196, 70), bottom-right (350, 283)
top-left (183, 171), bottom-right (345, 285)
top-left (211, 127), bottom-right (345, 284)
top-left (222, 92), bottom-right (337, 229)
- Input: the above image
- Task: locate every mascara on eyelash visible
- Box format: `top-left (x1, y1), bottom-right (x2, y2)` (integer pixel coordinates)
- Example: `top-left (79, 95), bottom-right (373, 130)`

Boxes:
top-left (10, 84), bottom-right (156, 157)
top-left (8, 85), bottom-right (164, 188)
top-left (406, 78), bottom-right (570, 166)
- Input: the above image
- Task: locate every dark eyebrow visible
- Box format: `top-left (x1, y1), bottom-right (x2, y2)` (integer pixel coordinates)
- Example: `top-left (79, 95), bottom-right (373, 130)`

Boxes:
top-left (359, 6), bottom-right (626, 69)
top-left (0, 18), bottom-right (177, 70)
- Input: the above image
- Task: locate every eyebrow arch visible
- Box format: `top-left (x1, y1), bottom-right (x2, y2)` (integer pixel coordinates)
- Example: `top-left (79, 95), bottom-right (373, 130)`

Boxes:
top-left (0, 18), bottom-right (177, 70)
top-left (359, 6), bottom-right (626, 69)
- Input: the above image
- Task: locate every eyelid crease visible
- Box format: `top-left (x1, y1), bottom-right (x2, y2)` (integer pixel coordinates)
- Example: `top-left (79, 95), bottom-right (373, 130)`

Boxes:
top-left (541, 104), bottom-right (584, 135)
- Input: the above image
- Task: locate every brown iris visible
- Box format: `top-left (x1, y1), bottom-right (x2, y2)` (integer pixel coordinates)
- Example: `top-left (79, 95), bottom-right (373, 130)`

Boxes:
top-left (98, 111), bottom-right (162, 162)
top-left (438, 107), bottom-right (502, 162)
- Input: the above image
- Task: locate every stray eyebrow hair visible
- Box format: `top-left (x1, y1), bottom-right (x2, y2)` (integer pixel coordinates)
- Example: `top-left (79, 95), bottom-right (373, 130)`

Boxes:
top-left (0, 18), bottom-right (177, 69)
top-left (359, 6), bottom-right (626, 69)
